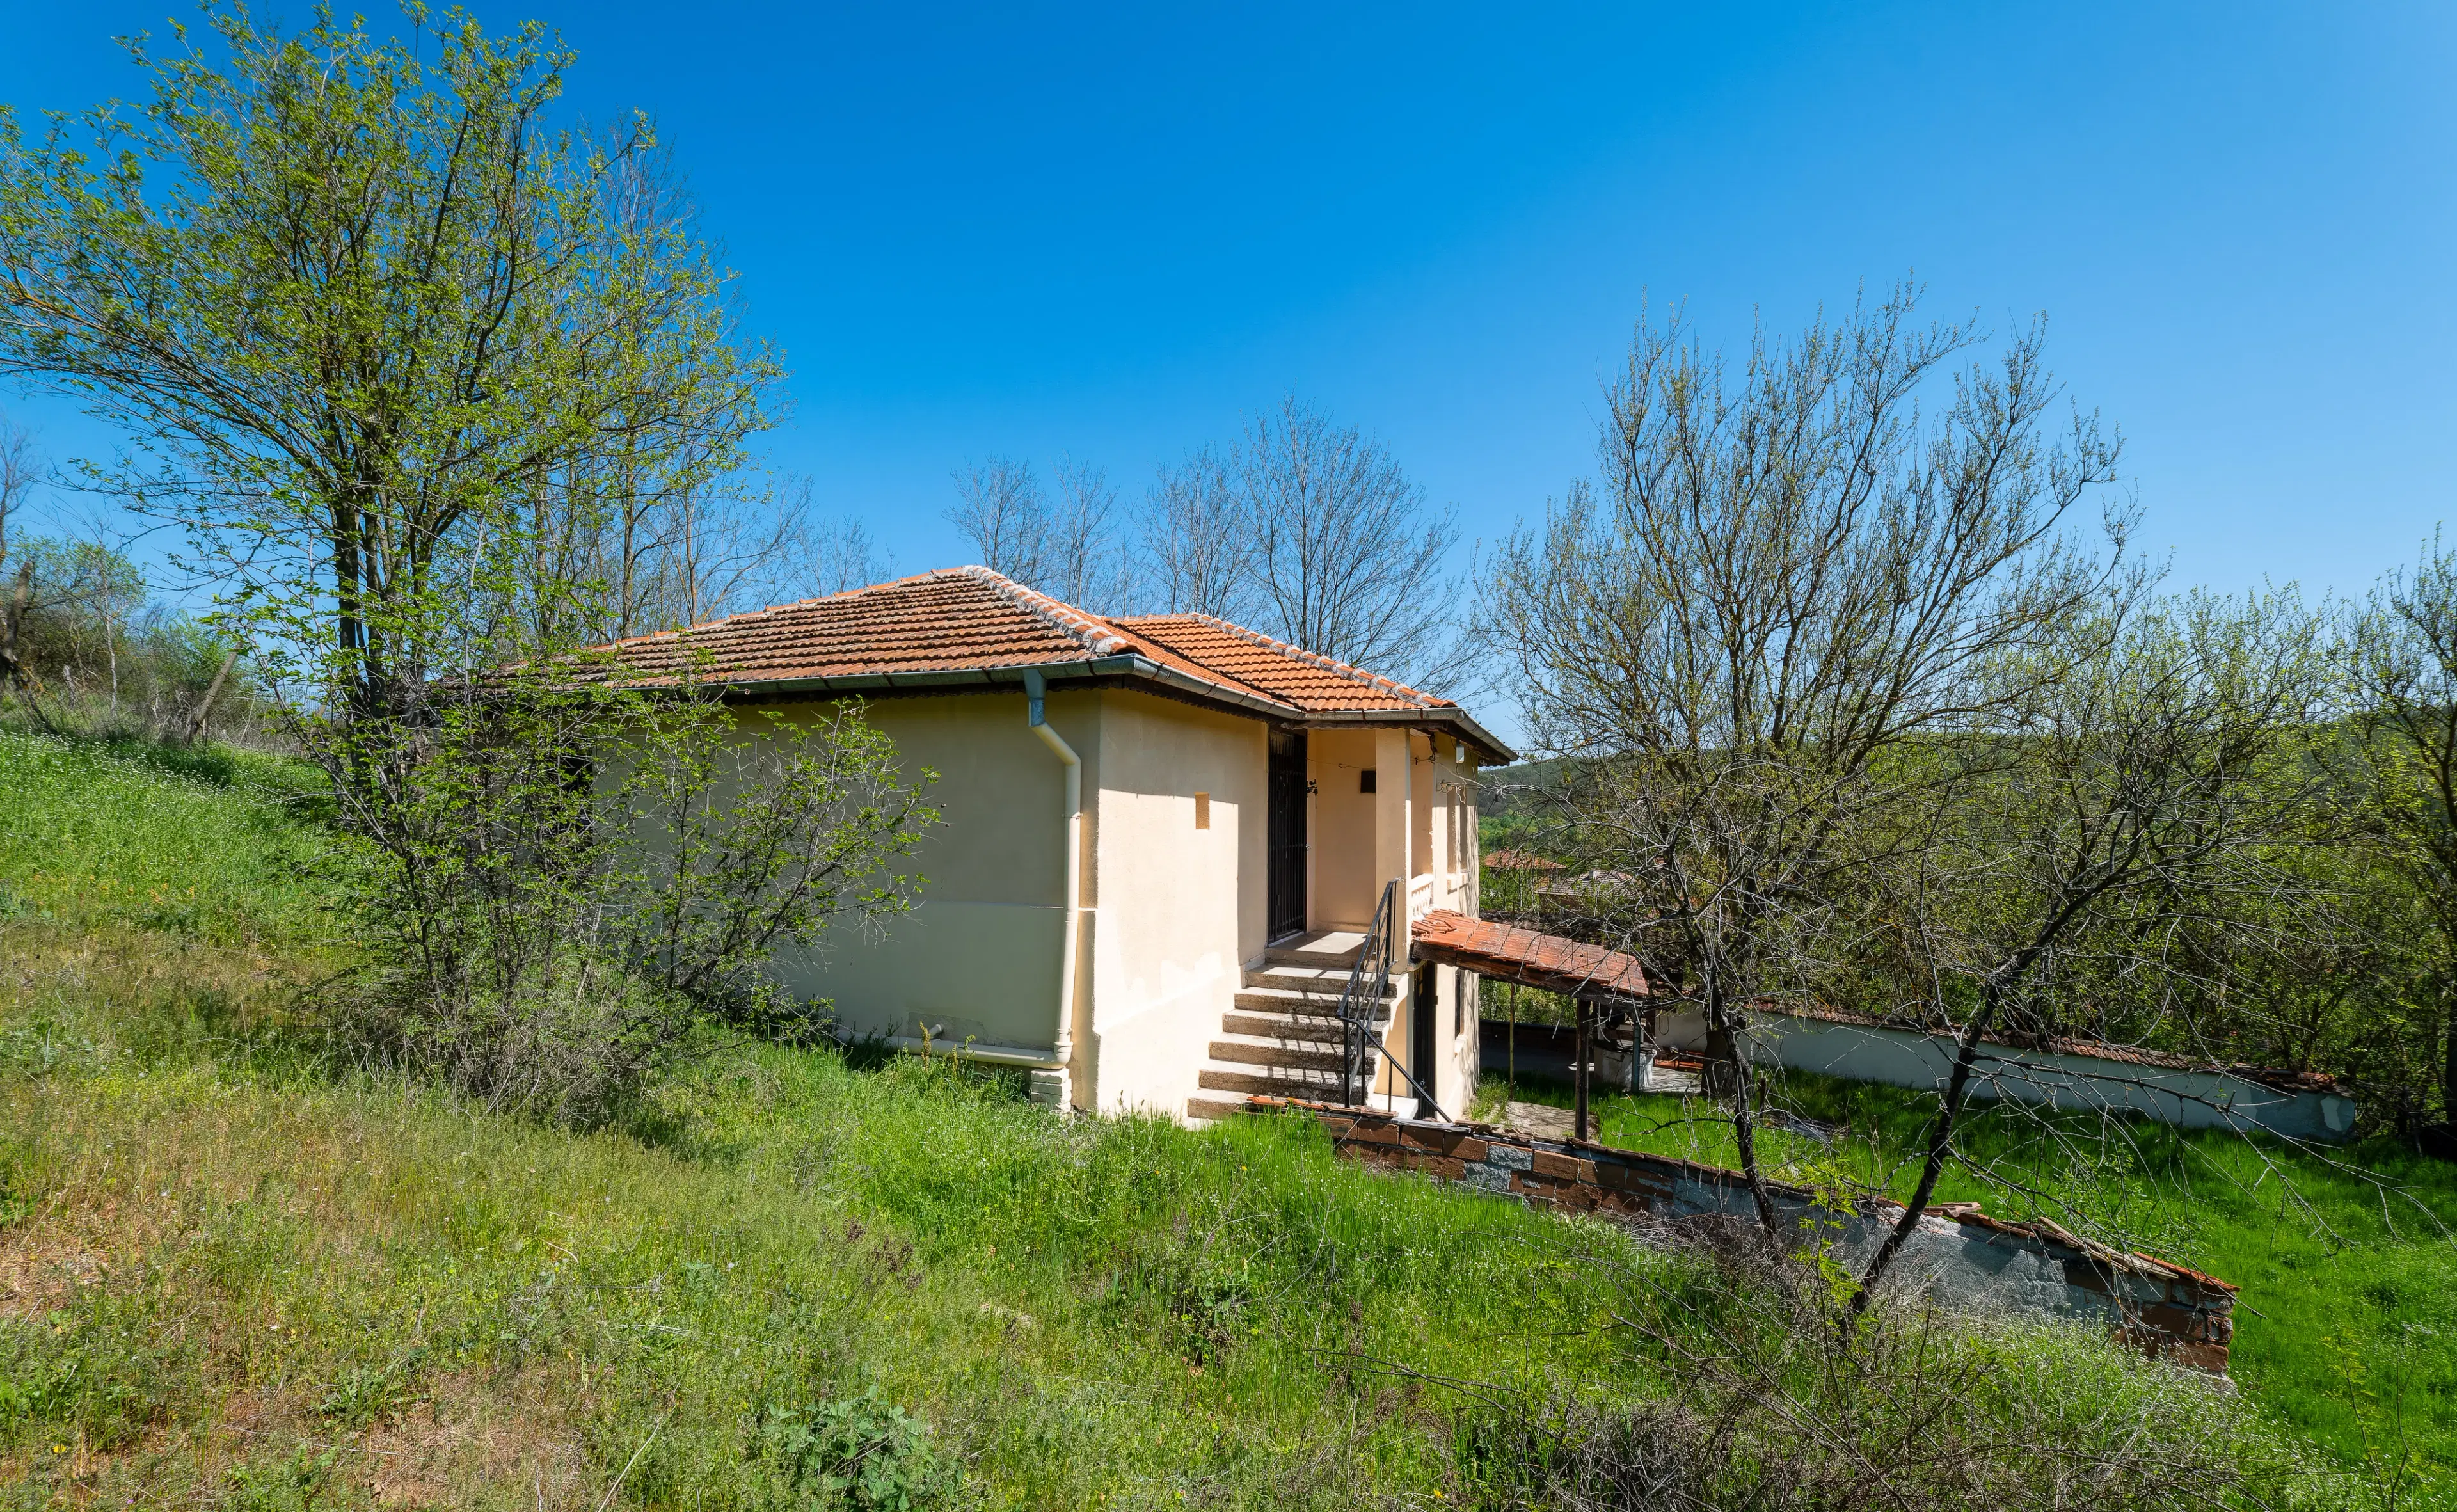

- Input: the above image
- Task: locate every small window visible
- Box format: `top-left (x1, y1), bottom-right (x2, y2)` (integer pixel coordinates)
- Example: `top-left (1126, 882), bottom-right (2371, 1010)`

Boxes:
top-left (1360, 768), bottom-right (1377, 794)
top-left (1194, 792), bottom-right (1211, 830)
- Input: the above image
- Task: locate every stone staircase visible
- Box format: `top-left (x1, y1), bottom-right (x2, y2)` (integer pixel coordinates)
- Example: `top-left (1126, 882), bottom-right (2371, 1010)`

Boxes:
top-left (1186, 932), bottom-right (1404, 1124)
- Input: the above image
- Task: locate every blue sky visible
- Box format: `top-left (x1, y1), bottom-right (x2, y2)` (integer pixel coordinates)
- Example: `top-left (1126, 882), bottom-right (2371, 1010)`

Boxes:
top-left (3, 2), bottom-right (2453, 620)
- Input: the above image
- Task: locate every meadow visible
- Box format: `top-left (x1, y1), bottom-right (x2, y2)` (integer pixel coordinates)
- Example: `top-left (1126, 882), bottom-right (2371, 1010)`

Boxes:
top-left (0, 726), bottom-right (2428, 1508)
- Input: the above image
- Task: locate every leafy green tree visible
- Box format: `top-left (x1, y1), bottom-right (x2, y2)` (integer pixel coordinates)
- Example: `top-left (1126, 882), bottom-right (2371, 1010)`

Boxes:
top-left (0, 4), bottom-right (775, 713)
top-left (1852, 589), bottom-right (2334, 1303)
top-left (2351, 537), bottom-right (2457, 1143)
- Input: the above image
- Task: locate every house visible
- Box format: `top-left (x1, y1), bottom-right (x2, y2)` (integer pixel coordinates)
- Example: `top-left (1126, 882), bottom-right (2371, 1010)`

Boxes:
top-left (600, 565), bottom-right (1520, 1124)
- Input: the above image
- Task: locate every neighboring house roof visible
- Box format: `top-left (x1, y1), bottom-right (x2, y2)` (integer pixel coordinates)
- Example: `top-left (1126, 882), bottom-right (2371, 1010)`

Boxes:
top-left (1411, 909), bottom-right (1648, 1000)
top-left (1483, 848), bottom-right (1565, 871)
top-left (591, 566), bottom-right (1516, 761)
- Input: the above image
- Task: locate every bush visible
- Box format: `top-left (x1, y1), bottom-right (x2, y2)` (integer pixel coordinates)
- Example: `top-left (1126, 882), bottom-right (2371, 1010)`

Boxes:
top-left (308, 673), bottom-right (935, 1124)
top-left (756, 1391), bottom-right (963, 1511)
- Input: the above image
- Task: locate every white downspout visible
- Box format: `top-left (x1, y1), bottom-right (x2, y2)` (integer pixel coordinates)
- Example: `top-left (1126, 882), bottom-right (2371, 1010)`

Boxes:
top-left (1022, 669), bottom-right (1081, 1110)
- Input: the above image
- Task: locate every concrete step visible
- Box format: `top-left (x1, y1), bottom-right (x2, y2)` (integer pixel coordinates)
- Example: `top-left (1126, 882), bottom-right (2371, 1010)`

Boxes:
top-left (1242, 962), bottom-right (1371, 991)
top-left (1186, 1090), bottom-right (1407, 1124)
top-left (1221, 1007), bottom-right (1363, 1040)
top-left (1208, 1032), bottom-right (1351, 1072)
top-left (1235, 985), bottom-right (1398, 1015)
top-left (1197, 1062), bottom-right (1369, 1098)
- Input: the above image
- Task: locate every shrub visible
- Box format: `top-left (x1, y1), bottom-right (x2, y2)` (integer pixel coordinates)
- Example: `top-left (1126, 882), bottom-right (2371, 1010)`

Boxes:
top-left (310, 672), bottom-right (934, 1122)
top-left (755, 1391), bottom-right (963, 1511)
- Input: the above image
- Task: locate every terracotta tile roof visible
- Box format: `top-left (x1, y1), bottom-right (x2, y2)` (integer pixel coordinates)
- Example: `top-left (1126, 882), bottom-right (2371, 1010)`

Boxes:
top-left (592, 568), bottom-right (1122, 683)
top-left (1114, 614), bottom-right (1452, 712)
top-left (1483, 848), bottom-right (1565, 871)
top-left (1411, 909), bottom-right (1649, 999)
top-left (588, 569), bottom-right (1509, 751)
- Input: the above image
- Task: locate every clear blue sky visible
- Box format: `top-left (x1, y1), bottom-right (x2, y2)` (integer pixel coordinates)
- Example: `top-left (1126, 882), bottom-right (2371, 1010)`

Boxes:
top-left (3, 2), bottom-right (2453, 617)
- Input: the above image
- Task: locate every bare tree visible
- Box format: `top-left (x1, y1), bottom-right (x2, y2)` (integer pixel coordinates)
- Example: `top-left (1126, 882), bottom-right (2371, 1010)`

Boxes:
top-left (792, 504), bottom-right (889, 598)
top-left (947, 458), bottom-right (1051, 589)
top-left (1047, 458), bottom-right (1124, 612)
top-left (1138, 445), bottom-right (1250, 619)
top-left (1486, 286), bottom-right (2122, 1225)
top-left (1239, 397), bottom-right (1458, 680)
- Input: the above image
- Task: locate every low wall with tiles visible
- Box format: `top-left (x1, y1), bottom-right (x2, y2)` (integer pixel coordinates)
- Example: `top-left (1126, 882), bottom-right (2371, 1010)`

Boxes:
top-left (1250, 1097), bottom-right (2237, 1374)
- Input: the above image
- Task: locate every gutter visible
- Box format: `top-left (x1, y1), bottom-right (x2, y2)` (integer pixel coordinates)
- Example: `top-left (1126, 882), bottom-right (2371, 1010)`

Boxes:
top-left (1022, 668), bottom-right (1083, 1108)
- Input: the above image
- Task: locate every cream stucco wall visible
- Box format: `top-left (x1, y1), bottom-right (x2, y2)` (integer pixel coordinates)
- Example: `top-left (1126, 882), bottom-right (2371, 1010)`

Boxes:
top-left (1084, 688), bottom-right (1266, 1116)
top-left (1308, 728), bottom-right (1380, 930)
top-left (756, 691), bottom-right (1090, 1061)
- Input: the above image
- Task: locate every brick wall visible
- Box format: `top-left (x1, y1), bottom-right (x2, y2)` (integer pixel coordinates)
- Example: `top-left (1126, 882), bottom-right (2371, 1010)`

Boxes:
top-left (1252, 1097), bottom-right (2236, 1375)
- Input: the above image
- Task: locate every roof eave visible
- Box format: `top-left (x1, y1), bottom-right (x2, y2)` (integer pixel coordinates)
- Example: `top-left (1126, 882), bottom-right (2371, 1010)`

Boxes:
top-left (700, 653), bottom-right (1304, 723)
top-left (695, 655), bottom-right (1514, 759)
top-left (1292, 706), bottom-right (1516, 765)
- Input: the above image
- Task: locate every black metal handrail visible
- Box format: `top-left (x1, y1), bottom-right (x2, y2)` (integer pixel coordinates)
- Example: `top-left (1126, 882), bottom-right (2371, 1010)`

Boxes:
top-left (1333, 879), bottom-right (1445, 1119)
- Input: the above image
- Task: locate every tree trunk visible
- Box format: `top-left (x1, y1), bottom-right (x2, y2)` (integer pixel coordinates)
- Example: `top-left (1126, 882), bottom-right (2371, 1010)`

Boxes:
top-left (183, 646), bottom-right (243, 744)
top-left (1850, 983), bottom-right (2003, 1312)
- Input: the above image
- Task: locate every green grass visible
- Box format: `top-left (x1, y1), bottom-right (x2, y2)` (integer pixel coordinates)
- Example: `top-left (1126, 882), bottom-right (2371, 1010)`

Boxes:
top-left (0, 728), bottom-right (2419, 1508)
top-left (1479, 1065), bottom-right (2457, 1482)
top-left (0, 728), bottom-right (335, 948)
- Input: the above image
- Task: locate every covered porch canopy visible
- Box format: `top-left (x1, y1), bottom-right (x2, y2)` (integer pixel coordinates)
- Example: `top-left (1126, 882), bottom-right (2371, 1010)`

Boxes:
top-left (1410, 909), bottom-right (1648, 1003)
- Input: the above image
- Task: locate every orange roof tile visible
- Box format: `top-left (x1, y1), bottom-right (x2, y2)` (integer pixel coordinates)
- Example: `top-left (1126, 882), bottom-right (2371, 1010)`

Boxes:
top-left (587, 568), bottom-right (1514, 760)
top-left (1411, 909), bottom-right (1649, 999)
top-left (1111, 614), bottom-right (1451, 712)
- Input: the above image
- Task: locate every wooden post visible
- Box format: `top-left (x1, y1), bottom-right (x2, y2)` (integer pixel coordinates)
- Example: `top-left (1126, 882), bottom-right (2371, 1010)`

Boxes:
top-left (1507, 979), bottom-right (1517, 1097)
top-left (1573, 997), bottom-right (1591, 1143)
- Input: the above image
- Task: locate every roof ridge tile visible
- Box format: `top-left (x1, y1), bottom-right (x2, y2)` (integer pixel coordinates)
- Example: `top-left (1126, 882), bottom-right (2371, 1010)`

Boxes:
top-left (957, 565), bottom-right (1131, 656)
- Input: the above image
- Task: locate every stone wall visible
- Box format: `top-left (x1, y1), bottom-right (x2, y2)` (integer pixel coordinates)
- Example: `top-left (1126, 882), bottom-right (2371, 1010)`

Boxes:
top-left (1251, 1097), bottom-right (2238, 1374)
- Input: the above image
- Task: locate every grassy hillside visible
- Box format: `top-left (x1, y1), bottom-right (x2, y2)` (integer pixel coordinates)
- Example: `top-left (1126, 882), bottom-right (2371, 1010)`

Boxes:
top-left (1479, 1062), bottom-right (2457, 1483)
top-left (0, 727), bottom-right (2420, 1508)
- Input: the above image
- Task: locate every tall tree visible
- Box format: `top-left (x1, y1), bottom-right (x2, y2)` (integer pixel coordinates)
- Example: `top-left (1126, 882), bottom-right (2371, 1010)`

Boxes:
top-left (2353, 536), bottom-right (2457, 1149)
top-left (0, 6), bottom-right (776, 710)
top-left (1047, 458), bottom-right (1124, 612)
top-left (1138, 445), bottom-right (1249, 619)
top-left (0, 411), bottom-right (43, 719)
top-left (946, 458), bottom-right (1050, 589)
top-left (1239, 397), bottom-right (1457, 680)
top-left (1487, 286), bottom-right (2121, 1224)
top-left (1852, 589), bottom-right (2332, 1303)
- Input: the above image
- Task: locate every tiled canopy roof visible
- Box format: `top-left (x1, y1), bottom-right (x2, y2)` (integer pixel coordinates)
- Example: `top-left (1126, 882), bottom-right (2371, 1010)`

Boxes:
top-left (1410, 909), bottom-right (1649, 1000)
top-left (590, 567), bottom-right (1513, 758)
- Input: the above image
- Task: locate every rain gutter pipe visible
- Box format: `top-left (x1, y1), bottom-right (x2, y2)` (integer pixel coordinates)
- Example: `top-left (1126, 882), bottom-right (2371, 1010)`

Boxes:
top-left (1024, 668), bottom-right (1081, 1104)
